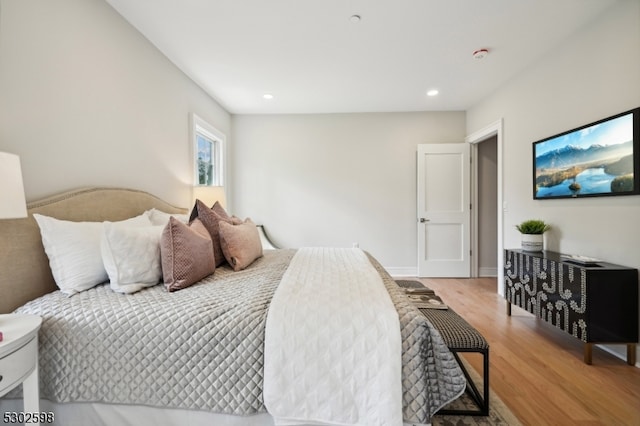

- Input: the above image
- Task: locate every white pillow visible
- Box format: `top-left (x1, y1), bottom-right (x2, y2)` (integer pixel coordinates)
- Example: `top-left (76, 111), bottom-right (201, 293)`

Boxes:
top-left (145, 208), bottom-right (189, 226)
top-left (101, 224), bottom-right (164, 294)
top-left (33, 213), bottom-right (151, 295)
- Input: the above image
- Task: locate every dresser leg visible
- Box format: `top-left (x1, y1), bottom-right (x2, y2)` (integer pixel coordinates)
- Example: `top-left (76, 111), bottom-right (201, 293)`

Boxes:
top-left (584, 343), bottom-right (593, 365)
top-left (627, 344), bottom-right (637, 366)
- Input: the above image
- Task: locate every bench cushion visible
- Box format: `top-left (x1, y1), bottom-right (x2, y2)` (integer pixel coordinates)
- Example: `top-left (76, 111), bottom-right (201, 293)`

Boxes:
top-left (418, 308), bottom-right (489, 351)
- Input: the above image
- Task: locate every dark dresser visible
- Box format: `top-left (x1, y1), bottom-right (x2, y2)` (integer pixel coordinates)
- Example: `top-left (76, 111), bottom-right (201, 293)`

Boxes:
top-left (504, 249), bottom-right (638, 365)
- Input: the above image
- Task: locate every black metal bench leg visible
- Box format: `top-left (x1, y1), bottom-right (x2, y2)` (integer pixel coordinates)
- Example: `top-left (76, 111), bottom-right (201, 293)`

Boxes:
top-left (438, 349), bottom-right (489, 416)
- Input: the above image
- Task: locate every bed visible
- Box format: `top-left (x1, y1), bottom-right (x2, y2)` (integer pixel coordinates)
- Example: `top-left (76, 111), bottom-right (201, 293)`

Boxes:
top-left (0, 187), bottom-right (465, 426)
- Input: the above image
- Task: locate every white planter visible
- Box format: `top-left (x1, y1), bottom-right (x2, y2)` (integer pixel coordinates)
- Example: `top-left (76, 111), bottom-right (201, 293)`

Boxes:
top-left (521, 234), bottom-right (543, 252)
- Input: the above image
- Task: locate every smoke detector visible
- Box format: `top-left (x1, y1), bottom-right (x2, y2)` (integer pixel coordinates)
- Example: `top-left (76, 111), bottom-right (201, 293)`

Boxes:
top-left (472, 49), bottom-right (489, 60)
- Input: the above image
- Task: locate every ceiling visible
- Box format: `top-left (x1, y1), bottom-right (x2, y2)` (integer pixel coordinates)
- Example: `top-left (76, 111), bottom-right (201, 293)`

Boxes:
top-left (104, 0), bottom-right (618, 115)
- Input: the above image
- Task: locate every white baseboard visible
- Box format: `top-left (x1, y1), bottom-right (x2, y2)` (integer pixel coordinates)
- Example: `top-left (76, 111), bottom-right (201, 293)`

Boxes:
top-left (598, 343), bottom-right (640, 368)
top-left (384, 266), bottom-right (418, 277)
top-left (386, 266), bottom-right (498, 278)
top-left (479, 267), bottom-right (498, 277)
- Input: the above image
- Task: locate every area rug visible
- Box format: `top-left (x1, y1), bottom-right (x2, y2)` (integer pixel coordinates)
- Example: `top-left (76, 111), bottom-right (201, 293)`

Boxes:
top-left (432, 354), bottom-right (521, 425)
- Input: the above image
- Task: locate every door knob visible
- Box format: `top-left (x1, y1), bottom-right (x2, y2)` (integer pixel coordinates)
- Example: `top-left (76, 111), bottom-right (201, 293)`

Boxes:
top-left (419, 218), bottom-right (429, 223)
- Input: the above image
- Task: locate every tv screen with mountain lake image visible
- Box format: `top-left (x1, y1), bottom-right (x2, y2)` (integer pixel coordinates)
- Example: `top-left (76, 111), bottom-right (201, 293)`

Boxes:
top-left (533, 108), bottom-right (640, 199)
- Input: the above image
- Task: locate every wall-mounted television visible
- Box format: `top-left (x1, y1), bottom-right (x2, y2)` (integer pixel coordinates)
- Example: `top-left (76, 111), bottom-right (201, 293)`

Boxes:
top-left (533, 107), bottom-right (640, 199)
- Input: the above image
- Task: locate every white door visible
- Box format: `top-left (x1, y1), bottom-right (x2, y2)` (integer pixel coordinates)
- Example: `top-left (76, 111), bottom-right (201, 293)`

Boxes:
top-left (417, 143), bottom-right (470, 277)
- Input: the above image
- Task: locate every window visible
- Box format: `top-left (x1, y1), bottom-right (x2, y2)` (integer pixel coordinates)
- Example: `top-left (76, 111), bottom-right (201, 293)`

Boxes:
top-left (192, 114), bottom-right (225, 186)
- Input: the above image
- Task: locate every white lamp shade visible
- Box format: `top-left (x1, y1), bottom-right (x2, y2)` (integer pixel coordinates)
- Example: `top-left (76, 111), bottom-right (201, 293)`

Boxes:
top-left (193, 186), bottom-right (227, 210)
top-left (0, 152), bottom-right (28, 219)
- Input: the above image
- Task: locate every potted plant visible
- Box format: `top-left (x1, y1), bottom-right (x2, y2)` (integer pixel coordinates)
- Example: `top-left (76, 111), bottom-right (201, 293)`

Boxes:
top-left (515, 219), bottom-right (550, 252)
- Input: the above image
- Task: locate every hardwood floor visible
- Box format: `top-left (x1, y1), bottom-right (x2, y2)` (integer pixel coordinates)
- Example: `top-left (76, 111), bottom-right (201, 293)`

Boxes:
top-left (408, 277), bottom-right (640, 426)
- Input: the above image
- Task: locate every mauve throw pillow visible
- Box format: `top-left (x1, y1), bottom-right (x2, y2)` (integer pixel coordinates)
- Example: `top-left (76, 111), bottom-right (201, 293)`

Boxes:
top-left (188, 199), bottom-right (230, 223)
top-left (190, 199), bottom-right (235, 267)
top-left (160, 217), bottom-right (215, 292)
top-left (218, 218), bottom-right (263, 271)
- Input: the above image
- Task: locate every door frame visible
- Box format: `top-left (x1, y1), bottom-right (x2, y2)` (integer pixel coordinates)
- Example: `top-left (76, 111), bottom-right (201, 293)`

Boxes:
top-left (466, 119), bottom-right (504, 295)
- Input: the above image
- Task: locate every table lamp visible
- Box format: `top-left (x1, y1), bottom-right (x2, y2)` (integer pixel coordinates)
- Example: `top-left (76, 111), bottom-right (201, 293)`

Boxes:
top-left (0, 152), bottom-right (28, 341)
top-left (193, 185), bottom-right (227, 209)
top-left (0, 152), bottom-right (28, 220)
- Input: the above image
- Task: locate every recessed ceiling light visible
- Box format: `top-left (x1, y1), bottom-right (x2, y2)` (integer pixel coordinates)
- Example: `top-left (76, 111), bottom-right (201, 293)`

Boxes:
top-left (349, 15), bottom-right (361, 23)
top-left (426, 89), bottom-right (439, 97)
top-left (263, 93), bottom-right (274, 100)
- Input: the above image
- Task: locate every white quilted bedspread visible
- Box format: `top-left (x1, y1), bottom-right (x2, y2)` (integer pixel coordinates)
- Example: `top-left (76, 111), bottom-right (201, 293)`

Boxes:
top-left (264, 248), bottom-right (403, 426)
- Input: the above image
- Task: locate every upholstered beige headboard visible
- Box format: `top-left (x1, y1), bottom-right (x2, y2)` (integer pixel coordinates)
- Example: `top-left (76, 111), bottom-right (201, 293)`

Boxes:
top-left (0, 187), bottom-right (187, 313)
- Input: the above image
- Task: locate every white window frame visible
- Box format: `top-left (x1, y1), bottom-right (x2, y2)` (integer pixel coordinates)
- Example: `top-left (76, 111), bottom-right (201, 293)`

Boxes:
top-left (191, 113), bottom-right (225, 187)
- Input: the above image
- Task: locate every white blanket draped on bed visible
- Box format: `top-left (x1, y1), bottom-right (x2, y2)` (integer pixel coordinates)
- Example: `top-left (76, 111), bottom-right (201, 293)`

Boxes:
top-left (264, 248), bottom-right (403, 426)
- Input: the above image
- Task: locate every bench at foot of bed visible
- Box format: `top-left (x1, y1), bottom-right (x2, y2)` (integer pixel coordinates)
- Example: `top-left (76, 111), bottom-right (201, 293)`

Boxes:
top-left (397, 280), bottom-right (489, 416)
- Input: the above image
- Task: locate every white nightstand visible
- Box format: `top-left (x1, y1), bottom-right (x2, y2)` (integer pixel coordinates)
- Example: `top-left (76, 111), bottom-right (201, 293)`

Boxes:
top-left (0, 314), bottom-right (42, 422)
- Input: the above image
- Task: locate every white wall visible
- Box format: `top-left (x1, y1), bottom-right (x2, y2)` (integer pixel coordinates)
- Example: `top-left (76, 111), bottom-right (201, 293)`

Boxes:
top-left (230, 112), bottom-right (466, 272)
top-left (0, 0), bottom-right (229, 207)
top-left (467, 0), bottom-right (640, 361)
